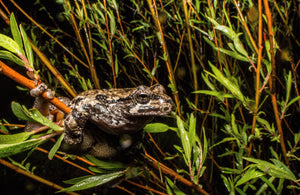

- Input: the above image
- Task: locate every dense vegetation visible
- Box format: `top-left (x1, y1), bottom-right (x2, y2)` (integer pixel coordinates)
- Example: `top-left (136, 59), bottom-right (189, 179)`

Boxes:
top-left (0, 0), bottom-right (299, 194)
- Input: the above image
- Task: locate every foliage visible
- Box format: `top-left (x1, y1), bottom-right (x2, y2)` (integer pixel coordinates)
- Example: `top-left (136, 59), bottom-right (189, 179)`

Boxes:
top-left (0, 0), bottom-right (300, 194)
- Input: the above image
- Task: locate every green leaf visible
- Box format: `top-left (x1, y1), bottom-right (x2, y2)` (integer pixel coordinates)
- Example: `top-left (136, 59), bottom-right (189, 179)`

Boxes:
top-left (188, 114), bottom-right (196, 150)
top-left (0, 50), bottom-right (24, 66)
top-left (207, 61), bottom-right (246, 103)
top-left (108, 10), bottom-right (116, 35)
top-left (294, 132), bottom-right (300, 144)
top-left (215, 47), bottom-right (249, 62)
top-left (144, 123), bottom-right (170, 133)
top-left (59, 171), bottom-right (124, 192)
top-left (285, 71), bottom-right (292, 102)
top-left (206, 17), bottom-right (235, 40)
top-left (20, 25), bottom-right (33, 67)
top-left (209, 137), bottom-right (237, 150)
top-left (63, 175), bottom-right (92, 184)
top-left (11, 101), bottom-right (32, 121)
top-left (193, 90), bottom-right (235, 101)
top-left (11, 102), bottom-right (62, 131)
top-left (165, 176), bottom-right (186, 195)
top-left (243, 157), bottom-right (296, 181)
top-left (235, 168), bottom-right (265, 186)
top-left (0, 139), bottom-right (44, 158)
top-left (48, 133), bottom-right (64, 160)
top-left (233, 33), bottom-right (248, 57)
top-left (177, 116), bottom-right (191, 163)
top-left (231, 114), bottom-right (240, 137)
top-left (201, 128), bottom-right (208, 167)
top-left (256, 176), bottom-right (276, 194)
top-left (0, 132), bottom-right (33, 144)
top-left (270, 159), bottom-right (295, 179)
top-left (10, 13), bottom-right (24, 55)
top-left (286, 96), bottom-right (300, 109)
top-left (0, 34), bottom-right (21, 54)
top-left (85, 155), bottom-right (126, 170)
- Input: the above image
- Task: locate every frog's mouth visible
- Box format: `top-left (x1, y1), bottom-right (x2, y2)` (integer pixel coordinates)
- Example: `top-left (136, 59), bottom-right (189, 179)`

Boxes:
top-left (128, 103), bottom-right (173, 116)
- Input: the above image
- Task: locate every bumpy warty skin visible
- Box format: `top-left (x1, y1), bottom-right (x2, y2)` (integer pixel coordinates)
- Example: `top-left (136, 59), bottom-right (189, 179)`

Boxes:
top-left (64, 84), bottom-right (174, 145)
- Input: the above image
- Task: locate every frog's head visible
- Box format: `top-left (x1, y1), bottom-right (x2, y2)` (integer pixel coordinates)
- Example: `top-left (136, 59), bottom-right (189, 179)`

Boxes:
top-left (127, 84), bottom-right (174, 117)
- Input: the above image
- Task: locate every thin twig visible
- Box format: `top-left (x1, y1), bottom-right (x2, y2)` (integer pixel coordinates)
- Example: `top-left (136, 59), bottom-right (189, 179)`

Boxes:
top-left (263, 0), bottom-right (289, 165)
top-left (0, 159), bottom-right (79, 195)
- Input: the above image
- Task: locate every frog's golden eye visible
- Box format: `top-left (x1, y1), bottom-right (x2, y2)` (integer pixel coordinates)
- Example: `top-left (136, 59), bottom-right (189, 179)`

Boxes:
top-left (136, 92), bottom-right (150, 104)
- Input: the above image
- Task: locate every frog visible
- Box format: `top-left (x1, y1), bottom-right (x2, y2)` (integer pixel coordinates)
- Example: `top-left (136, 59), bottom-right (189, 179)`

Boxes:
top-left (27, 83), bottom-right (174, 158)
top-left (64, 84), bottom-right (174, 144)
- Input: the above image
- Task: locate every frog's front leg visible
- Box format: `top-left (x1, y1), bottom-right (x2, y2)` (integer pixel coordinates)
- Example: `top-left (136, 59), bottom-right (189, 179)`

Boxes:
top-left (25, 83), bottom-right (55, 132)
top-left (64, 108), bottom-right (90, 144)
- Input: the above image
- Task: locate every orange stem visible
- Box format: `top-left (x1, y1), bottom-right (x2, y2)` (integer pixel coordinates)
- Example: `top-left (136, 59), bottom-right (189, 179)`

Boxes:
top-left (263, 0), bottom-right (289, 165)
top-left (145, 152), bottom-right (209, 195)
top-left (0, 61), bottom-right (71, 114)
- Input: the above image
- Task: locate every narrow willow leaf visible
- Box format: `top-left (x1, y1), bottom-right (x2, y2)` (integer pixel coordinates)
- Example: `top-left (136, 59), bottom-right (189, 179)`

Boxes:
top-left (202, 36), bottom-right (216, 49)
top-left (294, 132), bottom-right (300, 144)
top-left (0, 34), bottom-right (21, 54)
top-left (177, 116), bottom-right (191, 163)
top-left (188, 114), bottom-right (196, 149)
top-left (270, 159), bottom-right (295, 179)
top-left (11, 102), bottom-right (62, 131)
top-left (194, 90), bottom-right (234, 101)
top-left (215, 47), bottom-right (249, 62)
top-left (208, 61), bottom-right (245, 103)
top-left (0, 50), bottom-right (24, 66)
top-left (10, 13), bottom-right (24, 55)
top-left (256, 176), bottom-right (276, 194)
top-left (86, 167), bottom-right (107, 174)
top-left (29, 108), bottom-right (62, 131)
top-left (209, 137), bottom-right (237, 150)
top-left (201, 73), bottom-right (217, 91)
top-left (0, 132), bottom-right (33, 144)
top-left (286, 96), bottom-right (300, 109)
top-left (235, 168), bottom-right (265, 186)
top-left (59, 171), bottom-right (124, 192)
top-left (285, 71), bottom-right (292, 102)
top-left (202, 128), bottom-right (208, 167)
top-left (107, 10), bottom-right (116, 35)
top-left (20, 25), bottom-right (33, 67)
top-left (206, 17), bottom-right (235, 40)
top-left (48, 133), bottom-right (64, 160)
top-left (243, 157), bottom-right (296, 181)
top-left (144, 123), bottom-right (170, 133)
top-left (11, 101), bottom-right (32, 121)
top-left (233, 33), bottom-right (248, 57)
top-left (231, 114), bottom-right (240, 137)
top-left (265, 40), bottom-right (271, 61)
top-left (0, 139), bottom-right (44, 158)
top-left (256, 116), bottom-right (275, 133)
top-left (165, 176), bottom-right (186, 195)
top-left (85, 155), bottom-right (126, 170)
top-left (63, 175), bottom-right (92, 185)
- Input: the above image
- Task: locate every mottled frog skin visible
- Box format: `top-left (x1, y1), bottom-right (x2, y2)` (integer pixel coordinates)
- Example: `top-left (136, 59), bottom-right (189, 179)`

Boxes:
top-left (64, 84), bottom-right (174, 145)
top-left (27, 83), bottom-right (173, 158)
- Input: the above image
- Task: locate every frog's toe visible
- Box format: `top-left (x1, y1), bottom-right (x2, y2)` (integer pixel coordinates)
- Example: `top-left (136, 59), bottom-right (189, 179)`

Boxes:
top-left (30, 83), bottom-right (54, 99)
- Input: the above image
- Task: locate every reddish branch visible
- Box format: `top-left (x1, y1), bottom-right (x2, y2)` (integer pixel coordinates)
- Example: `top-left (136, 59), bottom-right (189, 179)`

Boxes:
top-left (0, 60), bottom-right (71, 114)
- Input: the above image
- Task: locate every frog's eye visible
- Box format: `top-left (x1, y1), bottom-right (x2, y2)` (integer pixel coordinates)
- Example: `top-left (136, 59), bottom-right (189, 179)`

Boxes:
top-left (135, 92), bottom-right (150, 104)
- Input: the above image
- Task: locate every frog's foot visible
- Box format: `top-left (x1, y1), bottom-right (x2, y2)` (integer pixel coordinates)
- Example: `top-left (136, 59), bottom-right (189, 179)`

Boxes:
top-left (30, 83), bottom-right (54, 99)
